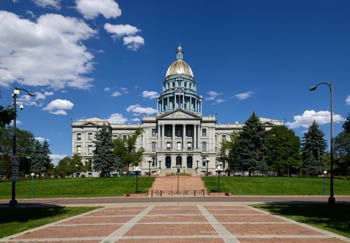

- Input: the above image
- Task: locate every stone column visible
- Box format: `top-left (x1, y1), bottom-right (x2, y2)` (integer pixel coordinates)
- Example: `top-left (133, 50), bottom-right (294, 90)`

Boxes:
top-left (157, 124), bottom-right (161, 150)
top-left (167, 97), bottom-right (170, 111)
top-left (194, 124), bottom-right (197, 150)
top-left (162, 124), bottom-right (165, 150)
top-left (183, 124), bottom-right (186, 150)
top-left (172, 124), bottom-right (175, 150)
top-left (200, 100), bottom-right (202, 113)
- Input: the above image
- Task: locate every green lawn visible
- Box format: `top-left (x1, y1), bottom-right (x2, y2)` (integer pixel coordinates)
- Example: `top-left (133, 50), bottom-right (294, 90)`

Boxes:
top-left (0, 207), bottom-right (97, 238)
top-left (0, 177), bottom-right (155, 199)
top-left (254, 204), bottom-right (350, 238)
top-left (202, 176), bottom-right (350, 195)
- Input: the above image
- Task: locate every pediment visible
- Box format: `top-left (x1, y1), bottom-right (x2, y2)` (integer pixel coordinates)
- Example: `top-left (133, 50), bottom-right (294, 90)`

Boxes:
top-left (82, 121), bottom-right (99, 126)
top-left (158, 109), bottom-right (200, 120)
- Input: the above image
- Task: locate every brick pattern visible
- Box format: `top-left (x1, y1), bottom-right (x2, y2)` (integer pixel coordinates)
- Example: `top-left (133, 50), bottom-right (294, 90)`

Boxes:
top-left (150, 175), bottom-right (207, 193)
top-left (0, 205), bottom-right (347, 243)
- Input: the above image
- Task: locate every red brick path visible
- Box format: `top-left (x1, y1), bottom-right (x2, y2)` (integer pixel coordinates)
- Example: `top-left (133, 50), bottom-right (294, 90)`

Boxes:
top-left (150, 175), bottom-right (206, 194)
top-left (0, 205), bottom-right (347, 243)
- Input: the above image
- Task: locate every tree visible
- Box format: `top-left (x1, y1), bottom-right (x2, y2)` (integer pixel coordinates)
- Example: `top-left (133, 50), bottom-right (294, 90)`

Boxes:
top-left (0, 106), bottom-right (15, 128)
top-left (31, 140), bottom-right (47, 176)
top-left (301, 121), bottom-right (327, 176)
top-left (56, 156), bottom-right (73, 178)
top-left (93, 125), bottom-right (120, 176)
top-left (265, 126), bottom-right (301, 176)
top-left (334, 116), bottom-right (350, 175)
top-left (218, 132), bottom-right (239, 175)
top-left (71, 154), bottom-right (85, 174)
top-left (114, 128), bottom-right (144, 169)
top-left (0, 126), bottom-right (35, 178)
top-left (235, 112), bottom-right (267, 175)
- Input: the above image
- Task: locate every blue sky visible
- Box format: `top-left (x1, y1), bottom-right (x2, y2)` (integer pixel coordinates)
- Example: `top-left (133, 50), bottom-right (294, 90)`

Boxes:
top-left (0, 0), bottom-right (349, 163)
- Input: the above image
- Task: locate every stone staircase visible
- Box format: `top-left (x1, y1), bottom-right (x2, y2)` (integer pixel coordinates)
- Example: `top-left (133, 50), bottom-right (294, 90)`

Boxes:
top-left (149, 175), bottom-right (207, 197)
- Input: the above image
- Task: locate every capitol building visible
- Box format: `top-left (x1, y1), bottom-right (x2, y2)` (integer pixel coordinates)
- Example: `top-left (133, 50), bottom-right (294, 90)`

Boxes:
top-left (72, 45), bottom-right (283, 176)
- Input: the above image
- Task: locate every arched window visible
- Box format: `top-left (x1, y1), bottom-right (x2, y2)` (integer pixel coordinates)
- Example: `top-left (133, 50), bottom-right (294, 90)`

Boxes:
top-left (176, 156), bottom-right (182, 166)
top-left (166, 156), bottom-right (171, 168)
top-left (187, 156), bottom-right (193, 168)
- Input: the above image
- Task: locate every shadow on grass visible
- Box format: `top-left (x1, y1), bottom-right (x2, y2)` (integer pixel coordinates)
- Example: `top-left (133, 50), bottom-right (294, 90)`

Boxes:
top-left (0, 204), bottom-right (67, 224)
top-left (255, 202), bottom-right (350, 238)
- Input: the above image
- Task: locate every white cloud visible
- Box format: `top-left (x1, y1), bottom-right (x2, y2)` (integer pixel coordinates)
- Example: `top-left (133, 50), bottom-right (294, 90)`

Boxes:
top-left (50, 154), bottom-right (66, 164)
top-left (43, 99), bottom-right (74, 115)
top-left (11, 120), bottom-right (22, 126)
top-left (76, 0), bottom-right (121, 19)
top-left (286, 110), bottom-right (345, 129)
top-left (121, 87), bottom-right (128, 93)
top-left (346, 95), bottom-right (350, 105)
top-left (32, 0), bottom-right (61, 9)
top-left (107, 113), bottom-right (127, 124)
top-left (214, 98), bottom-right (224, 104)
top-left (123, 35), bottom-right (145, 51)
top-left (0, 11), bottom-right (96, 90)
top-left (104, 23), bottom-right (140, 39)
top-left (234, 91), bottom-right (253, 100)
top-left (111, 91), bottom-right (122, 97)
top-left (104, 87), bottom-right (111, 92)
top-left (126, 104), bottom-right (156, 115)
top-left (206, 91), bottom-right (221, 101)
top-left (142, 90), bottom-right (158, 99)
top-left (35, 137), bottom-right (49, 143)
top-left (130, 117), bottom-right (140, 122)
top-left (18, 91), bottom-right (54, 107)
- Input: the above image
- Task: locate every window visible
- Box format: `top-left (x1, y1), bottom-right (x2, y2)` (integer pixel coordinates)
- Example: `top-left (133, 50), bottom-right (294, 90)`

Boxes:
top-left (187, 142), bottom-right (192, 150)
top-left (166, 142), bottom-right (172, 150)
top-left (152, 128), bottom-right (157, 136)
top-left (77, 133), bottom-right (81, 141)
top-left (88, 145), bottom-right (93, 155)
top-left (88, 133), bottom-right (93, 140)
top-left (215, 146), bottom-right (218, 152)
top-left (152, 142), bottom-right (156, 152)
top-left (176, 127), bottom-right (182, 137)
top-left (202, 128), bottom-right (207, 137)
top-left (202, 141), bottom-right (207, 152)
top-left (186, 128), bottom-right (192, 137)
top-left (123, 135), bottom-right (127, 140)
top-left (152, 157), bottom-right (157, 167)
top-left (215, 135), bottom-right (217, 142)
top-left (177, 142), bottom-right (182, 150)
top-left (222, 135), bottom-right (226, 141)
top-left (77, 145), bottom-right (81, 155)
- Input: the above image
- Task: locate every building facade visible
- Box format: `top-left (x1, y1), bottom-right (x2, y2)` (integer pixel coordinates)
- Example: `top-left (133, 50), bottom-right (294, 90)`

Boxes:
top-left (72, 45), bottom-right (283, 176)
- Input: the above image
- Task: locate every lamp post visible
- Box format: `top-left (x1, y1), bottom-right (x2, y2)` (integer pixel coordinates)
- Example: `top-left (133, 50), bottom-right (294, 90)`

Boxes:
top-left (309, 82), bottom-right (336, 205)
top-left (148, 159), bottom-right (152, 177)
top-left (75, 164), bottom-right (78, 178)
top-left (159, 160), bottom-right (161, 170)
top-left (31, 173), bottom-right (35, 198)
top-left (10, 87), bottom-right (34, 208)
top-left (196, 160), bottom-right (199, 175)
top-left (134, 166), bottom-right (141, 193)
top-left (216, 162), bottom-right (223, 192)
top-left (176, 164), bottom-right (181, 194)
top-left (205, 157), bottom-right (209, 176)
top-left (323, 170), bottom-right (327, 195)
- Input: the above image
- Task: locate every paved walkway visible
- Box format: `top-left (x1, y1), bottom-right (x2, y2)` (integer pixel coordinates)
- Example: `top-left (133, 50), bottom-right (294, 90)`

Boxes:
top-left (150, 175), bottom-right (206, 192)
top-left (1, 203), bottom-right (349, 243)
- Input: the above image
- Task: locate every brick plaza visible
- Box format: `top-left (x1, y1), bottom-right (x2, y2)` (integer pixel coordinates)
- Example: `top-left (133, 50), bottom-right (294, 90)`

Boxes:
top-left (1, 203), bottom-right (348, 243)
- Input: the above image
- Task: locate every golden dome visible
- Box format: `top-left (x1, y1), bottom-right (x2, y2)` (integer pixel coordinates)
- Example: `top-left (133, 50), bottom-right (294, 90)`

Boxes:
top-left (165, 59), bottom-right (194, 78)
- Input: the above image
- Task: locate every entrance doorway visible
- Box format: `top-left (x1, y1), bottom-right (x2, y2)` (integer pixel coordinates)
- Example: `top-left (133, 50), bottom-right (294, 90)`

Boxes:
top-left (176, 156), bottom-right (182, 166)
top-left (166, 156), bottom-right (171, 168)
top-left (187, 156), bottom-right (193, 168)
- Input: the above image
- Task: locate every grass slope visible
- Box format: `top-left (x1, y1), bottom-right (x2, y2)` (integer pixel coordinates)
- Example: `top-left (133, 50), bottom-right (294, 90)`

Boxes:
top-left (254, 204), bottom-right (350, 238)
top-left (0, 177), bottom-right (154, 199)
top-left (0, 207), bottom-right (97, 238)
top-left (202, 176), bottom-right (350, 195)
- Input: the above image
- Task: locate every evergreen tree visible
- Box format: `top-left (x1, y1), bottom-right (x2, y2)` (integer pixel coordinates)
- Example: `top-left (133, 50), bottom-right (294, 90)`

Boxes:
top-left (301, 121), bottom-right (327, 176)
top-left (265, 126), bottom-right (301, 176)
top-left (41, 140), bottom-right (52, 173)
top-left (236, 112), bottom-right (267, 175)
top-left (31, 140), bottom-right (47, 176)
top-left (342, 114), bottom-right (350, 133)
top-left (93, 125), bottom-right (119, 176)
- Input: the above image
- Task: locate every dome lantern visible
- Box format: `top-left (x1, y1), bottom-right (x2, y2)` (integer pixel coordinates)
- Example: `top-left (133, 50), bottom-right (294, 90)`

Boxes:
top-left (176, 44), bottom-right (183, 60)
top-left (165, 45), bottom-right (194, 78)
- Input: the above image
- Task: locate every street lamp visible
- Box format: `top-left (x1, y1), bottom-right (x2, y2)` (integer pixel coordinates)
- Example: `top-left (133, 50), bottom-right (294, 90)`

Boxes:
top-left (10, 87), bottom-right (34, 208)
top-left (31, 173), bottom-right (35, 198)
top-left (134, 166), bottom-right (141, 193)
top-left (159, 160), bottom-right (161, 170)
top-left (176, 164), bottom-right (181, 194)
top-left (148, 159), bottom-right (152, 177)
top-left (204, 157), bottom-right (209, 176)
top-left (196, 160), bottom-right (199, 175)
top-left (309, 82), bottom-right (336, 206)
top-left (216, 162), bottom-right (223, 192)
top-left (75, 164), bottom-right (78, 178)
top-left (323, 170), bottom-right (327, 195)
